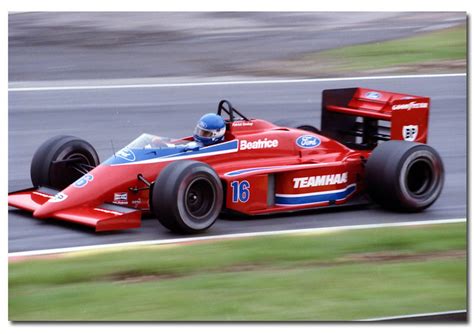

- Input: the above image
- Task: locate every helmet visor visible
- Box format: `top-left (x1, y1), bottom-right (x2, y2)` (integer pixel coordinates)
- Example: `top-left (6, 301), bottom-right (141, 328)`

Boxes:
top-left (194, 127), bottom-right (214, 138)
top-left (194, 126), bottom-right (225, 139)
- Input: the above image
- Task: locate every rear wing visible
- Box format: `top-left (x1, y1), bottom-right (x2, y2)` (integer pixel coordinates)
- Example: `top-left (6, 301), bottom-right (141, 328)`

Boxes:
top-left (321, 87), bottom-right (430, 149)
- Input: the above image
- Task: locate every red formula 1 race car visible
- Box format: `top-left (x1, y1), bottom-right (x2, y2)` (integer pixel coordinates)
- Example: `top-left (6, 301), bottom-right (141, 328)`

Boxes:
top-left (8, 87), bottom-right (444, 234)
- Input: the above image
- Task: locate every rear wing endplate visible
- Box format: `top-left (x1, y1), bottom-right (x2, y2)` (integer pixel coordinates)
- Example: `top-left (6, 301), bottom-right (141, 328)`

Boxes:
top-left (321, 87), bottom-right (430, 149)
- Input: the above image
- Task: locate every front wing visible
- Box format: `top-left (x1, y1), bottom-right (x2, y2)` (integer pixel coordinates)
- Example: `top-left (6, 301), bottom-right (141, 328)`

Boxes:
top-left (8, 187), bottom-right (141, 231)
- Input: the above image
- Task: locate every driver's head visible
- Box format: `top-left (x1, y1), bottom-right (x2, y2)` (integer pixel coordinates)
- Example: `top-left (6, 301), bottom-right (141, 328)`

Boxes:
top-left (193, 113), bottom-right (226, 146)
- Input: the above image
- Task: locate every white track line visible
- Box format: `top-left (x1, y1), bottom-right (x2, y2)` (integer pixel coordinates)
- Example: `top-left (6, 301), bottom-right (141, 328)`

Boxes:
top-left (8, 218), bottom-right (466, 258)
top-left (361, 309), bottom-right (467, 321)
top-left (8, 73), bottom-right (466, 92)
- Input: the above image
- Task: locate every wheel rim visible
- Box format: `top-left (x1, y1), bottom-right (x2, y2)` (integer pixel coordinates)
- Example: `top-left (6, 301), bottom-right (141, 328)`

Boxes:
top-left (52, 152), bottom-right (95, 189)
top-left (184, 177), bottom-right (216, 220)
top-left (405, 158), bottom-right (434, 197)
top-left (67, 152), bottom-right (90, 165)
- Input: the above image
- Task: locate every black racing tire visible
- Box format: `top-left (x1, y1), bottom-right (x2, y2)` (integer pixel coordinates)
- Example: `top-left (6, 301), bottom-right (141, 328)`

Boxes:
top-left (365, 140), bottom-right (444, 212)
top-left (152, 160), bottom-right (223, 234)
top-left (30, 135), bottom-right (100, 190)
top-left (273, 119), bottom-right (320, 134)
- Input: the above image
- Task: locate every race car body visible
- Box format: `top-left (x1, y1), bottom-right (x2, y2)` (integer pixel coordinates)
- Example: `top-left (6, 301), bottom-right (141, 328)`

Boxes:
top-left (8, 88), bottom-right (444, 233)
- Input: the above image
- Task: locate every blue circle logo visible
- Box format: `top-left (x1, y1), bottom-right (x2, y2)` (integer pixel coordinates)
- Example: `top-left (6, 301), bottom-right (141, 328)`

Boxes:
top-left (116, 148), bottom-right (136, 162)
top-left (296, 135), bottom-right (321, 148)
top-left (365, 91), bottom-right (382, 99)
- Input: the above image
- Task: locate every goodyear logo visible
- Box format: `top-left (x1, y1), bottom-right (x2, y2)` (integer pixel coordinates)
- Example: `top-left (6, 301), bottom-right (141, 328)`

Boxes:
top-left (392, 102), bottom-right (429, 111)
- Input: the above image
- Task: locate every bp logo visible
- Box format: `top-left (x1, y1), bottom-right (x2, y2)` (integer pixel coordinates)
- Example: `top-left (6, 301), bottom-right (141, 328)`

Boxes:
top-left (403, 125), bottom-right (418, 142)
top-left (296, 135), bottom-right (321, 148)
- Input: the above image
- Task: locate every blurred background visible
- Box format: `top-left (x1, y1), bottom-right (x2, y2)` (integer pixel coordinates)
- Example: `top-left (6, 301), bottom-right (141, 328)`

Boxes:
top-left (9, 12), bottom-right (466, 83)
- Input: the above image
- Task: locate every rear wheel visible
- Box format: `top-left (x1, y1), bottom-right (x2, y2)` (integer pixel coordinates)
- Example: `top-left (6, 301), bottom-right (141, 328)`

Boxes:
top-left (151, 160), bottom-right (223, 234)
top-left (31, 135), bottom-right (100, 190)
top-left (365, 140), bottom-right (444, 211)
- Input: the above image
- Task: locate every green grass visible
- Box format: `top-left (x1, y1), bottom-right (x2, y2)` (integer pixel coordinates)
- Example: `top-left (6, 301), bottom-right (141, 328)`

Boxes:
top-left (276, 24), bottom-right (466, 75)
top-left (9, 222), bottom-right (467, 321)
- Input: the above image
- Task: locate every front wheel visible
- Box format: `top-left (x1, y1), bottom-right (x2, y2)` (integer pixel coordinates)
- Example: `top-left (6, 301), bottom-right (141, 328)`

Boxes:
top-left (151, 160), bottom-right (223, 234)
top-left (30, 135), bottom-right (100, 190)
top-left (365, 140), bottom-right (444, 212)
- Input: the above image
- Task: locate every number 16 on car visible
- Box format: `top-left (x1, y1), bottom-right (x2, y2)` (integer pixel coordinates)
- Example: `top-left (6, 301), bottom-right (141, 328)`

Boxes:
top-left (231, 180), bottom-right (250, 203)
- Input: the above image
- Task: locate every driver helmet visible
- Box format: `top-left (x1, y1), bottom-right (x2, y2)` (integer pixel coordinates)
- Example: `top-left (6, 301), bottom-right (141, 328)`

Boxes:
top-left (193, 113), bottom-right (226, 146)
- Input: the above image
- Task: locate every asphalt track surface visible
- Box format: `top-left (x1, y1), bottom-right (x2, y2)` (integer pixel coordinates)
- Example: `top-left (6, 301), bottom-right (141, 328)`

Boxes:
top-left (8, 75), bottom-right (467, 252)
